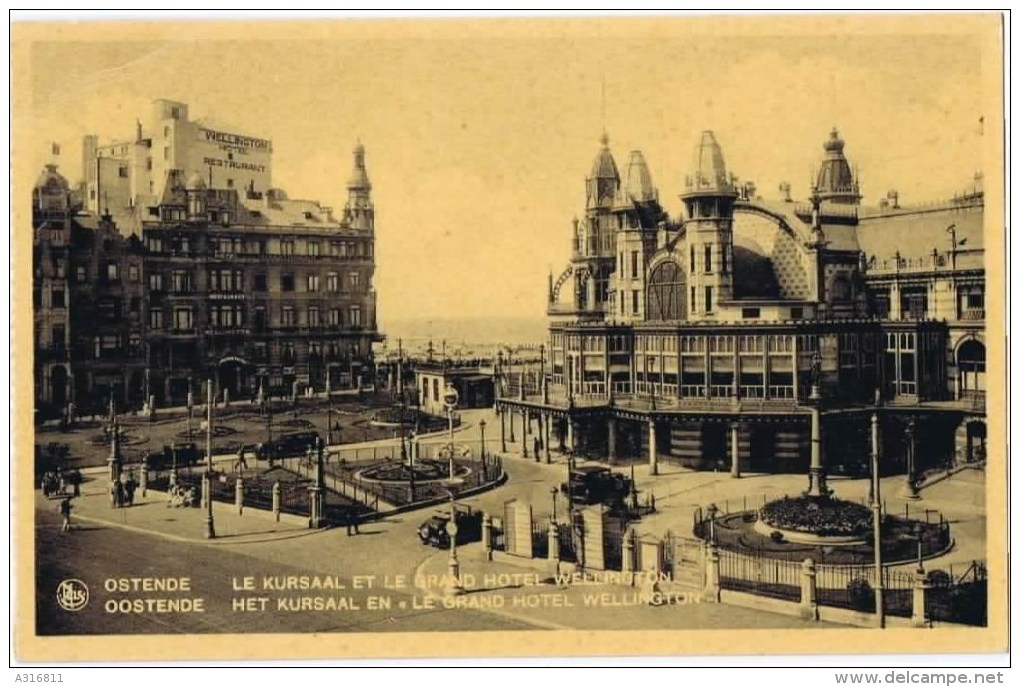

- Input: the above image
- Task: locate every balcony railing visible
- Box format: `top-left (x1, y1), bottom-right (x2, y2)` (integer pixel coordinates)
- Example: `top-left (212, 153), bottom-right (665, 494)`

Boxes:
top-left (958, 309), bottom-right (985, 321)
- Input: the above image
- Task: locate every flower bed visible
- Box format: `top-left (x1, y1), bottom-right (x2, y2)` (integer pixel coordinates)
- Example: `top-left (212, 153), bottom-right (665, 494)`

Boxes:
top-left (759, 495), bottom-right (873, 538)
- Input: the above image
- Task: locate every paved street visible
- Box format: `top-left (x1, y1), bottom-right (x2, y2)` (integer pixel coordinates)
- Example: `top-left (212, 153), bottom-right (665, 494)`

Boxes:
top-left (33, 407), bottom-right (987, 635)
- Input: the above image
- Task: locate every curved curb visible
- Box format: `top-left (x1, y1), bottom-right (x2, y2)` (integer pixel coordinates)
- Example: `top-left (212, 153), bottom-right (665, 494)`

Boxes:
top-left (410, 550), bottom-right (568, 631)
top-left (69, 512), bottom-right (330, 546)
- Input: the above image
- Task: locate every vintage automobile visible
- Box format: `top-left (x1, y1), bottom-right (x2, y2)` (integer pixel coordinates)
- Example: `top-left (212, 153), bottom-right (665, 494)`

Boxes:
top-left (255, 431), bottom-right (321, 461)
top-left (418, 506), bottom-right (483, 549)
top-left (560, 465), bottom-right (632, 506)
top-left (145, 442), bottom-right (203, 471)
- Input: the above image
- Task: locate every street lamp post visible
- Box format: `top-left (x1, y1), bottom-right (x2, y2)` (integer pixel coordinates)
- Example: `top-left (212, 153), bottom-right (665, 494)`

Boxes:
top-left (326, 378), bottom-right (333, 445)
top-left (870, 412), bottom-right (886, 628)
top-left (706, 503), bottom-right (719, 545)
top-left (903, 419), bottom-right (921, 500)
top-left (203, 379), bottom-right (216, 539)
top-left (309, 437), bottom-right (325, 528)
top-left (186, 386), bottom-right (194, 440)
top-left (913, 522), bottom-right (925, 574)
top-left (479, 418), bottom-right (487, 461)
top-left (550, 486), bottom-right (558, 524)
top-left (444, 385), bottom-right (459, 482)
top-left (444, 480), bottom-right (464, 596)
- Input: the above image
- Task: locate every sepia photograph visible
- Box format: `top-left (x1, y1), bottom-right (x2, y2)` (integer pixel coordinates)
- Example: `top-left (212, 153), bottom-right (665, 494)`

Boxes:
top-left (9, 11), bottom-right (1008, 668)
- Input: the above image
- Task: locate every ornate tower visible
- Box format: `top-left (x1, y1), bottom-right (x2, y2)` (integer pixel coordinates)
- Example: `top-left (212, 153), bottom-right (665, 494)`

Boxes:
top-left (681, 131), bottom-right (738, 318)
top-left (815, 127), bottom-right (861, 205)
top-left (344, 141), bottom-right (374, 231)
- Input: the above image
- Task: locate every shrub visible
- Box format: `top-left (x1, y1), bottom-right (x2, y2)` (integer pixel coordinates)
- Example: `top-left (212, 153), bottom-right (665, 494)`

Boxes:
top-left (769, 530), bottom-right (785, 543)
top-left (759, 496), bottom-right (872, 537)
top-left (847, 578), bottom-right (875, 610)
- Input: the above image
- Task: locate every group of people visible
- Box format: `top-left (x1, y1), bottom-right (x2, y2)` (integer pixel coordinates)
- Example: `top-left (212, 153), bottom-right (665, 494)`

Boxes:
top-left (40, 467), bottom-right (82, 498)
top-left (166, 484), bottom-right (197, 508)
top-left (110, 472), bottom-right (139, 507)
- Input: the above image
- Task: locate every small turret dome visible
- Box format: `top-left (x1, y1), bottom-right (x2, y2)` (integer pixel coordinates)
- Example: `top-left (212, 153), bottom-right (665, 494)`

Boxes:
top-left (683, 131), bottom-right (736, 197)
top-left (590, 132), bottom-right (620, 183)
top-left (586, 133), bottom-right (620, 208)
top-left (347, 141), bottom-right (371, 191)
top-left (625, 150), bottom-right (656, 202)
top-left (815, 127), bottom-right (861, 205)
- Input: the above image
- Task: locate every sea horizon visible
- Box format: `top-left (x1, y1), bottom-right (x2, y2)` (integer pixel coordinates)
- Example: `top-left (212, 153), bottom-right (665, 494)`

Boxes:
top-left (376, 315), bottom-right (548, 353)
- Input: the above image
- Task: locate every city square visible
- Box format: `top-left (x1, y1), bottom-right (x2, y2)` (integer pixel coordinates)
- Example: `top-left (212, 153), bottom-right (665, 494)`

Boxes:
top-left (19, 16), bottom-right (1000, 661)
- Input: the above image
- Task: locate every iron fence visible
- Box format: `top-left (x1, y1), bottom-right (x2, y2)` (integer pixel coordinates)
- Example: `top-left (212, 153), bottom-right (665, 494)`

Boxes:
top-left (718, 549), bottom-right (801, 602)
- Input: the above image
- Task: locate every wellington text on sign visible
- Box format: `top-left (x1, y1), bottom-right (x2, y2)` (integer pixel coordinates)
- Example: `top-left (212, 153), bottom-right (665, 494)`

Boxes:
top-left (199, 127), bottom-right (273, 152)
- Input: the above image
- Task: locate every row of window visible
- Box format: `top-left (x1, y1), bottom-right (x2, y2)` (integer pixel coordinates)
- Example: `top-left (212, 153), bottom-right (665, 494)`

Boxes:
top-left (148, 270), bottom-right (366, 293)
top-left (148, 305), bottom-right (363, 330)
top-left (145, 235), bottom-right (373, 258)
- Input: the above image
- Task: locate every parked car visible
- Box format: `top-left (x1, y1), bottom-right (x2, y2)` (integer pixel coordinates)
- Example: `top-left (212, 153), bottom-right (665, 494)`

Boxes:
top-left (145, 442), bottom-right (203, 471)
top-left (418, 506), bottom-right (483, 549)
top-left (560, 465), bottom-right (631, 506)
top-left (255, 431), bottom-right (321, 461)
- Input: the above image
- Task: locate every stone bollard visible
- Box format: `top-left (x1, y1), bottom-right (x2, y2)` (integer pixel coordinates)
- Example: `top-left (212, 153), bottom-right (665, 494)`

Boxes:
top-left (140, 456), bottom-right (148, 497)
top-left (622, 531), bottom-right (635, 574)
top-left (800, 558), bottom-right (819, 620)
top-left (482, 514), bottom-right (493, 561)
top-left (223, 388), bottom-right (230, 408)
top-left (272, 481), bottom-right (281, 522)
top-left (547, 522), bottom-right (560, 562)
top-left (704, 542), bottom-right (721, 603)
top-left (235, 476), bottom-right (244, 515)
top-left (912, 569), bottom-right (930, 628)
top-left (148, 394), bottom-right (156, 422)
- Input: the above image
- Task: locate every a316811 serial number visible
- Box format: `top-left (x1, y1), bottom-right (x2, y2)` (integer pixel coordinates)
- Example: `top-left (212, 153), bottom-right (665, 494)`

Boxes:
top-left (14, 675), bottom-right (63, 683)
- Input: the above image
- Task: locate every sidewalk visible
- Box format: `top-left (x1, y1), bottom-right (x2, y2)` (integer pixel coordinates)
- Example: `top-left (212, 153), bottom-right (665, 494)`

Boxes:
top-left (45, 467), bottom-right (319, 546)
top-left (410, 543), bottom-right (835, 631)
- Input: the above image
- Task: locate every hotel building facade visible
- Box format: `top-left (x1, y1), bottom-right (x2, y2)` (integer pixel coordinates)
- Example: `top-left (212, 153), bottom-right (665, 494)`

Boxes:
top-left (33, 100), bottom-right (382, 418)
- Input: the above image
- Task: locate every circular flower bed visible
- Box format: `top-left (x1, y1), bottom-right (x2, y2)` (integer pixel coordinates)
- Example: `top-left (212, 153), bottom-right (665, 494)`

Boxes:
top-left (359, 458), bottom-right (465, 483)
top-left (759, 495), bottom-right (873, 538)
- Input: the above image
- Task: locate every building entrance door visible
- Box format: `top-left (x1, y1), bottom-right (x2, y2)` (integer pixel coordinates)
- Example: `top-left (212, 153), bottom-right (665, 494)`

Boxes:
top-left (749, 427), bottom-right (777, 473)
top-left (702, 424), bottom-right (727, 470)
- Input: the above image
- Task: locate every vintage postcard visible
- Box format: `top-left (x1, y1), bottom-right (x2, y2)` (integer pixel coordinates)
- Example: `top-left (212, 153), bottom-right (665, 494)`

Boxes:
top-left (10, 13), bottom-right (1008, 664)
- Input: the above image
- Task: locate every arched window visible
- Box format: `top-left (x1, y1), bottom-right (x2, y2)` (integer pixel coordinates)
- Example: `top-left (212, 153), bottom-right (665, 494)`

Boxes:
top-left (957, 339), bottom-right (985, 398)
top-left (645, 260), bottom-right (686, 321)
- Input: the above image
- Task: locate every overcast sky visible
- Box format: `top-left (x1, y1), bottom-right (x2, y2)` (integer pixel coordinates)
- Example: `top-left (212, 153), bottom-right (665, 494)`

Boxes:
top-left (18, 15), bottom-right (994, 324)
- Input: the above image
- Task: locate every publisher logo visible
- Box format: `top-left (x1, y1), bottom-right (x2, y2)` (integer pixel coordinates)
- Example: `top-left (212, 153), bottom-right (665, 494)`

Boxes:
top-left (56, 579), bottom-right (89, 612)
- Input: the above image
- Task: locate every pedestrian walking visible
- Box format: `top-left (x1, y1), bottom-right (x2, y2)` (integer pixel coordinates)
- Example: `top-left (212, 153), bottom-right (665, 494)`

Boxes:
top-left (71, 468), bottom-right (82, 497)
top-left (533, 436), bottom-right (541, 458)
top-left (125, 475), bottom-right (137, 506)
top-left (114, 480), bottom-right (125, 508)
top-left (58, 496), bottom-right (73, 533)
top-left (236, 446), bottom-right (248, 472)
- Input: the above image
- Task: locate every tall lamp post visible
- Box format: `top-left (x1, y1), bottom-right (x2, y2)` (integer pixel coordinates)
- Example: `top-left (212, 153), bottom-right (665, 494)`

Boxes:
top-left (186, 384), bottom-right (194, 441)
top-left (706, 503), bottom-right (719, 545)
top-left (550, 486), bottom-right (559, 524)
top-left (902, 419), bottom-right (921, 500)
top-left (443, 478), bottom-right (464, 597)
top-left (444, 384), bottom-right (459, 481)
top-left (870, 412), bottom-right (885, 628)
top-left (913, 522), bottom-right (925, 574)
top-left (478, 418), bottom-right (487, 460)
top-left (326, 378), bottom-right (333, 445)
top-left (203, 379), bottom-right (217, 539)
